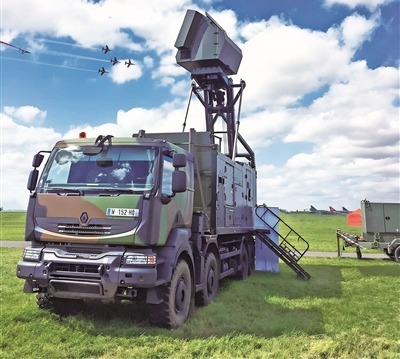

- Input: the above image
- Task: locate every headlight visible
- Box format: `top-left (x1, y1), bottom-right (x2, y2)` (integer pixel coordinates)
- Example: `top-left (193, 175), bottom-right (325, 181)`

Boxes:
top-left (124, 253), bottom-right (156, 266)
top-left (23, 247), bottom-right (42, 262)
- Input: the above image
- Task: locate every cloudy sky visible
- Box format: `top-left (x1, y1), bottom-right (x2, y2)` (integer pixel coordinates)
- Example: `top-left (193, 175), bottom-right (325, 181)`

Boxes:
top-left (1, 0), bottom-right (399, 211)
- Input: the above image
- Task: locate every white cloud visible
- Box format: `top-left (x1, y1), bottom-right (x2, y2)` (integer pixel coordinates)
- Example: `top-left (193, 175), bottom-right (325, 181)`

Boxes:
top-left (237, 13), bottom-right (375, 110)
top-left (0, 2), bottom-right (398, 211)
top-left (109, 59), bottom-right (142, 84)
top-left (0, 112), bottom-right (62, 209)
top-left (323, 0), bottom-right (396, 11)
top-left (3, 106), bottom-right (47, 124)
top-left (338, 12), bottom-right (379, 51)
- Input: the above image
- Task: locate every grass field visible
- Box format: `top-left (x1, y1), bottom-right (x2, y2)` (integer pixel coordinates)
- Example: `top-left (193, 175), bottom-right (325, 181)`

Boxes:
top-left (1, 212), bottom-right (399, 358)
top-left (1, 211), bottom-right (361, 252)
top-left (2, 248), bottom-right (399, 358)
top-left (0, 212), bottom-right (26, 241)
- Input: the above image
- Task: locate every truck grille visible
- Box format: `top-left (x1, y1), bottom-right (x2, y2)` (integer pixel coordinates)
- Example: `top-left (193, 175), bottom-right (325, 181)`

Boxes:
top-left (58, 224), bottom-right (111, 235)
top-left (54, 263), bottom-right (101, 274)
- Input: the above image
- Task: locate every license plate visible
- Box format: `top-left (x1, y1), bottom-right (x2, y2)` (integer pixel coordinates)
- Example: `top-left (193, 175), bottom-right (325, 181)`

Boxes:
top-left (106, 208), bottom-right (139, 217)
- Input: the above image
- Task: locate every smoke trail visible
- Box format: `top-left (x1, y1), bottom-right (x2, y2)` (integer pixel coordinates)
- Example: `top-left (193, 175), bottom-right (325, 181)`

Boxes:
top-left (1, 56), bottom-right (97, 72)
top-left (39, 39), bottom-right (89, 48)
top-left (43, 49), bottom-right (109, 62)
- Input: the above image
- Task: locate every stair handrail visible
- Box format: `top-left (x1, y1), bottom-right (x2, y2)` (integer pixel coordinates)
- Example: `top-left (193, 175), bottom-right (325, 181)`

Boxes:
top-left (255, 204), bottom-right (310, 261)
top-left (254, 229), bottom-right (311, 280)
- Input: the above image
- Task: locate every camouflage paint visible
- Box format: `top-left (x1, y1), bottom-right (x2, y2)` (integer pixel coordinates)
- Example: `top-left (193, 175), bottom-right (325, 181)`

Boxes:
top-left (31, 193), bottom-right (143, 245)
top-left (27, 135), bottom-right (194, 247)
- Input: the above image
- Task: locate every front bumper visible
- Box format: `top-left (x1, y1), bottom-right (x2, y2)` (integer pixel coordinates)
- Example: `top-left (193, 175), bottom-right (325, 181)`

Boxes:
top-left (16, 246), bottom-right (161, 301)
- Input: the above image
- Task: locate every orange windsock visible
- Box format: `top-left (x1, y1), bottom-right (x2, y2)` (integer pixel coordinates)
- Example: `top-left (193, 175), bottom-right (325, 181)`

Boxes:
top-left (347, 209), bottom-right (362, 226)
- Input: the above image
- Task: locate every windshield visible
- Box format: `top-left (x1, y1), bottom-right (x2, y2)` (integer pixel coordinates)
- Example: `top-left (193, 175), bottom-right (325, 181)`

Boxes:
top-left (38, 145), bottom-right (157, 193)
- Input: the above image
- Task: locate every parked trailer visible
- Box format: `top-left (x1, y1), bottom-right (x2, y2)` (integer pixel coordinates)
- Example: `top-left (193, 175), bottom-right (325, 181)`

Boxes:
top-left (337, 200), bottom-right (400, 262)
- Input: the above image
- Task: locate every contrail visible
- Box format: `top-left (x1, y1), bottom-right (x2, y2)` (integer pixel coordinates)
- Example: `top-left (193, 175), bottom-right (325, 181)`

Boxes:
top-left (43, 49), bottom-right (109, 63)
top-left (39, 39), bottom-right (89, 48)
top-left (1, 56), bottom-right (97, 72)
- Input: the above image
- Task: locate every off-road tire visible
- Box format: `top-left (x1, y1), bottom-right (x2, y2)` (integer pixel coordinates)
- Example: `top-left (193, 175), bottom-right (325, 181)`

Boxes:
top-left (151, 259), bottom-right (192, 328)
top-left (36, 294), bottom-right (83, 315)
top-left (196, 252), bottom-right (219, 306)
top-left (237, 244), bottom-right (250, 280)
top-left (394, 246), bottom-right (400, 263)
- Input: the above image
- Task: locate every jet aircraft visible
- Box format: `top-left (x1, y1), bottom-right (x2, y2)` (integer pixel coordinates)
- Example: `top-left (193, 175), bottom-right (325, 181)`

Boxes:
top-left (1, 41), bottom-right (31, 54)
top-left (102, 45), bottom-right (111, 54)
top-left (310, 205), bottom-right (350, 215)
top-left (310, 205), bottom-right (330, 214)
top-left (98, 67), bottom-right (108, 75)
top-left (19, 48), bottom-right (31, 54)
top-left (110, 57), bottom-right (120, 65)
top-left (329, 206), bottom-right (350, 215)
top-left (125, 59), bottom-right (134, 67)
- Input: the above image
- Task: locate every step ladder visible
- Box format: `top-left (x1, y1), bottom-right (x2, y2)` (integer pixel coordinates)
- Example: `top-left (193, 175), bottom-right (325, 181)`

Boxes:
top-left (254, 204), bottom-right (311, 280)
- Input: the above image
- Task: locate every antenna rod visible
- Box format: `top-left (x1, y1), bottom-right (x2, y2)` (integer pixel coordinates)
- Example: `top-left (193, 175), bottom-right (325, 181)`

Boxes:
top-left (232, 80), bottom-right (245, 162)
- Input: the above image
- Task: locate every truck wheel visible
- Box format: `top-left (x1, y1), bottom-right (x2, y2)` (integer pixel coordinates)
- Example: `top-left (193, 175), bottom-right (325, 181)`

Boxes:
top-left (394, 246), bottom-right (400, 263)
top-left (237, 244), bottom-right (249, 280)
top-left (196, 252), bottom-right (219, 306)
top-left (151, 259), bottom-right (192, 328)
top-left (36, 293), bottom-right (52, 310)
top-left (36, 294), bottom-right (83, 315)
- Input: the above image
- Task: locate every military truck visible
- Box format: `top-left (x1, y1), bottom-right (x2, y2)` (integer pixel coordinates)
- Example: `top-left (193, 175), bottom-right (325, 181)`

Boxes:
top-left (16, 10), bottom-right (257, 328)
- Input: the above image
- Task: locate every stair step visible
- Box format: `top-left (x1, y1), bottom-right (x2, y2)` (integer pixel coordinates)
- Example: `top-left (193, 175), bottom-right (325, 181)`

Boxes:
top-left (255, 204), bottom-right (311, 280)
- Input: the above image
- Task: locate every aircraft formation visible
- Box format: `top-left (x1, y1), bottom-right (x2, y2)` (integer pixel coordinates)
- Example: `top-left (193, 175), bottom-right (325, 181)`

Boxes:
top-left (1, 40), bottom-right (134, 76)
top-left (98, 45), bottom-right (134, 75)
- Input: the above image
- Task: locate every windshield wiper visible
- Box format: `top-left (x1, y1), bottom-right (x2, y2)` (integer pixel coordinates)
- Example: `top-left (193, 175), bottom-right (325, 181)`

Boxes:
top-left (98, 188), bottom-right (138, 195)
top-left (47, 187), bottom-right (84, 196)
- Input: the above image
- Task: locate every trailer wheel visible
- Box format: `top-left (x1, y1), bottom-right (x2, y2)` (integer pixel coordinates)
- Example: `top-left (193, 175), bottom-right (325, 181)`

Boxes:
top-left (237, 244), bottom-right (249, 280)
top-left (151, 259), bottom-right (192, 328)
top-left (196, 252), bottom-right (219, 306)
top-left (394, 246), bottom-right (400, 263)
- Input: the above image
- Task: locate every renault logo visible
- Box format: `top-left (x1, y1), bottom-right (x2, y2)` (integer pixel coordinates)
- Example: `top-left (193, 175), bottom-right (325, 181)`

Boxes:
top-left (80, 212), bottom-right (89, 224)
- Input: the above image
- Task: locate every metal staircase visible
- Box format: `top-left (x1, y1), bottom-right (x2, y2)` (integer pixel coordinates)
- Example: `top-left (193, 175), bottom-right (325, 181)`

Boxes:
top-left (254, 204), bottom-right (311, 280)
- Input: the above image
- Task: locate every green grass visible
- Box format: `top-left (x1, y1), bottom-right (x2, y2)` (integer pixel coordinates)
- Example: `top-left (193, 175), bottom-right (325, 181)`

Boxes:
top-left (1, 211), bottom-right (360, 253)
top-left (280, 212), bottom-right (361, 252)
top-left (3, 248), bottom-right (400, 358)
top-left (0, 212), bottom-right (26, 240)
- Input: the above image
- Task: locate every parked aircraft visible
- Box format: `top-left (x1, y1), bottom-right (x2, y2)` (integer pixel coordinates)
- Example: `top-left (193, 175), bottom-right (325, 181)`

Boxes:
top-left (110, 57), bottom-right (120, 65)
top-left (310, 205), bottom-right (330, 214)
top-left (98, 67), bottom-right (108, 75)
top-left (125, 59), bottom-right (134, 67)
top-left (102, 45), bottom-right (111, 54)
top-left (310, 205), bottom-right (350, 215)
top-left (329, 206), bottom-right (350, 215)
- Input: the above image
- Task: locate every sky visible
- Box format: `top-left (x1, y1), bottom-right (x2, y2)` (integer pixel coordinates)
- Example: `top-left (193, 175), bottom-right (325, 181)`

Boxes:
top-left (0, 0), bottom-right (399, 212)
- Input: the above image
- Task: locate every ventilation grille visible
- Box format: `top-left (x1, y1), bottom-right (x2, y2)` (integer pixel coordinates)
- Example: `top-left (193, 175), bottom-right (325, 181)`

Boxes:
top-left (53, 262), bottom-right (101, 274)
top-left (58, 224), bottom-right (111, 236)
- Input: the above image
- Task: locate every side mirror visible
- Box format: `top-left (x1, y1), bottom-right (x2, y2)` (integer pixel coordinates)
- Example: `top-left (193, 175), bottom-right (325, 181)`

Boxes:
top-left (173, 153), bottom-right (187, 168)
top-left (32, 153), bottom-right (44, 168)
top-left (27, 169), bottom-right (39, 191)
top-left (172, 170), bottom-right (187, 193)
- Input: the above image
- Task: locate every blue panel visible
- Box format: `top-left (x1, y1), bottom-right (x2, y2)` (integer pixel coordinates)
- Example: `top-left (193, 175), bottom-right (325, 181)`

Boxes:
top-left (254, 206), bottom-right (279, 273)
